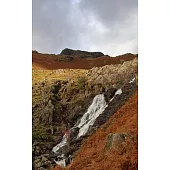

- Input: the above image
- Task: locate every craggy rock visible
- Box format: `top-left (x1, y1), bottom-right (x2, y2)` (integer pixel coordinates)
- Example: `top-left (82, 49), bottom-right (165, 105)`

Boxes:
top-left (60, 48), bottom-right (104, 58)
top-left (105, 133), bottom-right (126, 151)
top-left (104, 88), bottom-right (117, 102)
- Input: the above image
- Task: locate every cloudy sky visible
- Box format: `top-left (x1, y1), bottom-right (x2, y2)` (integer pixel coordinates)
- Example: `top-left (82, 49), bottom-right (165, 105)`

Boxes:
top-left (33, 0), bottom-right (138, 56)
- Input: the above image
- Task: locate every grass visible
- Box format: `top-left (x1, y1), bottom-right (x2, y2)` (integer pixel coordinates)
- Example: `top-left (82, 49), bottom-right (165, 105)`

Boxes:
top-left (32, 69), bottom-right (87, 85)
top-left (32, 69), bottom-right (88, 107)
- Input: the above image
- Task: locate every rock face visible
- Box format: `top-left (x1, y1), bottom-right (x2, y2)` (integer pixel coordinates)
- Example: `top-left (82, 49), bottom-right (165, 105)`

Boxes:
top-left (32, 57), bottom-right (138, 170)
top-left (60, 48), bottom-right (104, 58)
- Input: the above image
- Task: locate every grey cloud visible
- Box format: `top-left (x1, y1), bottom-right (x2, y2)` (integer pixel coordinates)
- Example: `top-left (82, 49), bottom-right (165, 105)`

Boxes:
top-left (79, 0), bottom-right (137, 25)
top-left (33, 0), bottom-right (82, 53)
top-left (33, 0), bottom-right (138, 56)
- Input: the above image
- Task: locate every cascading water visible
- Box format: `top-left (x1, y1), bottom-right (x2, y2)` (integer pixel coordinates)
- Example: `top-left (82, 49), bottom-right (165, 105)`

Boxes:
top-left (52, 134), bottom-right (68, 153)
top-left (52, 89), bottom-right (123, 167)
top-left (52, 94), bottom-right (107, 154)
top-left (76, 94), bottom-right (107, 138)
top-left (129, 77), bottom-right (136, 83)
top-left (54, 158), bottom-right (66, 168)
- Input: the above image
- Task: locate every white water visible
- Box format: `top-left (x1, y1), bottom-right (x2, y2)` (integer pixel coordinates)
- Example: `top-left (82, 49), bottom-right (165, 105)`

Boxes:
top-left (52, 134), bottom-right (67, 153)
top-left (115, 89), bottom-right (122, 95)
top-left (129, 77), bottom-right (135, 83)
top-left (54, 159), bottom-right (66, 167)
top-left (76, 94), bottom-right (107, 138)
top-left (110, 88), bottom-right (122, 102)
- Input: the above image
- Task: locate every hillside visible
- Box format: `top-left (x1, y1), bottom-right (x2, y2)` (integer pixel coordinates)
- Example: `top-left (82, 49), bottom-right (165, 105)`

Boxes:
top-left (32, 49), bottom-right (137, 70)
top-left (32, 55), bottom-right (138, 170)
top-left (54, 90), bottom-right (138, 170)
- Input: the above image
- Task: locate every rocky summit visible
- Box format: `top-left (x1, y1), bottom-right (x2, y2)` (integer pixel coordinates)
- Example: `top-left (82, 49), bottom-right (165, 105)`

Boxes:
top-left (60, 48), bottom-right (104, 58)
top-left (32, 50), bottom-right (138, 170)
top-left (32, 48), bottom-right (137, 70)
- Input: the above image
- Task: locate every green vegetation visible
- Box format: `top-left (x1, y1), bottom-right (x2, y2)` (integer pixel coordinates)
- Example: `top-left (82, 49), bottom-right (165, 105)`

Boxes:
top-left (77, 76), bottom-right (86, 89)
top-left (55, 55), bottom-right (74, 62)
top-left (116, 80), bottom-right (124, 86)
top-left (33, 126), bottom-right (53, 141)
top-left (32, 125), bottom-right (60, 141)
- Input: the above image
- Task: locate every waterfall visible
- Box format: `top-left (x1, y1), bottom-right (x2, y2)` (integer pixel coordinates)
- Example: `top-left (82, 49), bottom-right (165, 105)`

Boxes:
top-left (52, 89), bottom-right (123, 167)
top-left (52, 134), bottom-right (68, 153)
top-left (54, 158), bottom-right (66, 168)
top-left (52, 94), bottom-right (107, 154)
top-left (115, 89), bottom-right (122, 95)
top-left (76, 94), bottom-right (107, 138)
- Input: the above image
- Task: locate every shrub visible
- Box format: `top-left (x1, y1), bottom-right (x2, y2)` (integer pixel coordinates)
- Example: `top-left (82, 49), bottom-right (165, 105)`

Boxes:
top-left (77, 76), bottom-right (86, 89)
top-left (116, 80), bottom-right (124, 87)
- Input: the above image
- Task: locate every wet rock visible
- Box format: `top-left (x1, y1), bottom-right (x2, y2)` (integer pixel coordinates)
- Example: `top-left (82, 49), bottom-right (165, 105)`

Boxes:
top-left (104, 88), bottom-right (117, 102)
top-left (39, 167), bottom-right (46, 170)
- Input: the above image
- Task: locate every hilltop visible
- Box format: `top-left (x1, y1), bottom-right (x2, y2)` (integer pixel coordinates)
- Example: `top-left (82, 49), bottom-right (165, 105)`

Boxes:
top-left (32, 49), bottom-right (137, 70)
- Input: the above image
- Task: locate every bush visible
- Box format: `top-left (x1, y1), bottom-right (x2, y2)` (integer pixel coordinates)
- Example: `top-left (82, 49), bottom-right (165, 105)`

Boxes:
top-left (77, 76), bottom-right (86, 89)
top-left (116, 80), bottom-right (124, 87)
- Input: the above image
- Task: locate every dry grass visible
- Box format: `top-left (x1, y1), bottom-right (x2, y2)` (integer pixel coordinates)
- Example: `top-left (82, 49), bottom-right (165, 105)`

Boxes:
top-left (32, 69), bottom-right (87, 85)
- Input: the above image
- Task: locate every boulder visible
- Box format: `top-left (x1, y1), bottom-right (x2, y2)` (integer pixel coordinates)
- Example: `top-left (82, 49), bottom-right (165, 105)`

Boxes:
top-left (105, 133), bottom-right (137, 155)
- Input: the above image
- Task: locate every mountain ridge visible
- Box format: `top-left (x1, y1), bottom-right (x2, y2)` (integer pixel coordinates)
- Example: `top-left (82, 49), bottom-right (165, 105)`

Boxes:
top-left (32, 49), bottom-right (137, 70)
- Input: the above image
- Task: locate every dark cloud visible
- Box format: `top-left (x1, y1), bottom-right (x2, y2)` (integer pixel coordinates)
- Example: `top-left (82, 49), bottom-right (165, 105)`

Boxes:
top-left (33, 0), bottom-right (138, 56)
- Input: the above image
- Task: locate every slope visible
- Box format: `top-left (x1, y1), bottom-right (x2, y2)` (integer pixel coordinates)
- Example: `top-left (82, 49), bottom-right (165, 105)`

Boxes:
top-left (32, 50), bottom-right (137, 70)
top-left (54, 90), bottom-right (138, 170)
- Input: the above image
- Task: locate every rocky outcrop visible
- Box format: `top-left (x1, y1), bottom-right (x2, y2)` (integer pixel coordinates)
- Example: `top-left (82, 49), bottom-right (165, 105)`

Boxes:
top-left (105, 133), bottom-right (137, 155)
top-left (60, 48), bottom-right (104, 58)
top-left (86, 57), bottom-right (138, 90)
